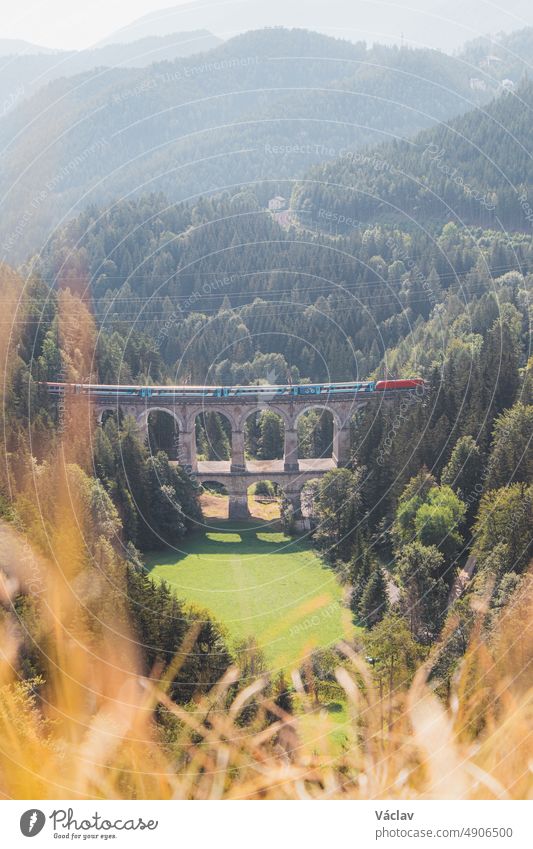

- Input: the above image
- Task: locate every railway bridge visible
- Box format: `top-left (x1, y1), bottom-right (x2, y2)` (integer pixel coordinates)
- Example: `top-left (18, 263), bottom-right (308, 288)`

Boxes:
top-left (99, 391), bottom-right (362, 520)
top-left (48, 382), bottom-right (424, 520)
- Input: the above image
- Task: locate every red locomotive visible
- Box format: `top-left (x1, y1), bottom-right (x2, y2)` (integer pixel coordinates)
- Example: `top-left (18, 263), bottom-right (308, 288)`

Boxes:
top-left (375, 379), bottom-right (425, 392)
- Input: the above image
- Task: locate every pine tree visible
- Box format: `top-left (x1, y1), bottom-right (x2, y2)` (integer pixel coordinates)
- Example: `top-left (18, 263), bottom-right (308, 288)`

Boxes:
top-left (245, 412), bottom-right (261, 459)
top-left (485, 404), bottom-right (533, 490)
top-left (258, 410), bottom-right (284, 460)
top-left (203, 412), bottom-right (231, 460)
top-left (396, 542), bottom-right (447, 643)
top-left (358, 565), bottom-right (389, 628)
top-left (314, 467), bottom-right (364, 562)
top-left (441, 435), bottom-right (484, 524)
top-left (482, 314), bottom-right (520, 421)
top-left (350, 535), bottom-right (373, 614)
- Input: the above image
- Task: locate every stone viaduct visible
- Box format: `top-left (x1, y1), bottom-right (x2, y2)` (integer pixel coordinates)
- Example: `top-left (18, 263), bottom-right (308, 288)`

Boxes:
top-left (85, 386), bottom-right (405, 520)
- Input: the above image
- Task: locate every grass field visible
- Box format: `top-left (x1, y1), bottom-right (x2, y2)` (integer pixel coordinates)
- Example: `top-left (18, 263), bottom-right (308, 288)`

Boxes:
top-left (145, 521), bottom-right (353, 672)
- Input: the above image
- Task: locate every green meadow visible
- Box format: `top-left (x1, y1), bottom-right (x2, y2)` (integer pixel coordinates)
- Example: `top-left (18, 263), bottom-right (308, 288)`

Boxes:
top-left (145, 521), bottom-right (352, 671)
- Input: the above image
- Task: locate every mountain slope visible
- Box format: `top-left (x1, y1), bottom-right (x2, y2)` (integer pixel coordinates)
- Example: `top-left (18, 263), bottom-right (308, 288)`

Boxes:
top-left (0, 28), bottom-right (490, 261)
top-left (292, 81), bottom-right (533, 233)
top-left (460, 27), bottom-right (533, 87)
top-left (0, 39), bottom-right (55, 56)
top-left (0, 31), bottom-right (221, 116)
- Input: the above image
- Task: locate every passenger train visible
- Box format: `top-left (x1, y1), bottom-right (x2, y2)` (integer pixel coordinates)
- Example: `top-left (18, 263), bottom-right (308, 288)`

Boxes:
top-left (44, 379), bottom-right (425, 398)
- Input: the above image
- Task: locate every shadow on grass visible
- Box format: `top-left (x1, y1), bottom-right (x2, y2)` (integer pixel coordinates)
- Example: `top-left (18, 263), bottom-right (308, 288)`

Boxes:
top-left (325, 701), bottom-right (344, 714)
top-left (145, 519), bottom-right (310, 571)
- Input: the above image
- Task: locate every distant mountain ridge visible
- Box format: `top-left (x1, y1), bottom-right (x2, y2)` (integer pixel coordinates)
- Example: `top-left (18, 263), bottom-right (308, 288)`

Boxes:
top-left (0, 30), bottom-right (221, 116)
top-left (0, 27), bottom-right (494, 261)
top-left (101, 0), bottom-right (533, 52)
top-left (0, 39), bottom-right (56, 56)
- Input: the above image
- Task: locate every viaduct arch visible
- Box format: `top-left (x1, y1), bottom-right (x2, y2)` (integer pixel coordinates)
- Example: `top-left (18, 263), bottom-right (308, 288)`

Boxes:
top-left (50, 383), bottom-right (419, 522)
top-left (91, 390), bottom-right (366, 521)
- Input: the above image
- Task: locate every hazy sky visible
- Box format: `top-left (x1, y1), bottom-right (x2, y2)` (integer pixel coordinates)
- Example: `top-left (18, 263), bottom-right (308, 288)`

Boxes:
top-left (3, 0), bottom-right (183, 49)
top-left (3, 0), bottom-right (533, 51)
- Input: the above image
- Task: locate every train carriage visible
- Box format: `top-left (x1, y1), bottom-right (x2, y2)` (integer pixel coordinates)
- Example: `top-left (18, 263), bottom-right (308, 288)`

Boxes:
top-left (44, 378), bottom-right (426, 399)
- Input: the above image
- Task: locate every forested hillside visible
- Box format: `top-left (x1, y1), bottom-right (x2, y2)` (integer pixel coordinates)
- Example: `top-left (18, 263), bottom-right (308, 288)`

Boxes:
top-left (460, 26), bottom-right (533, 86)
top-left (0, 28), bottom-right (491, 261)
top-left (30, 188), bottom-right (533, 387)
top-left (293, 81), bottom-right (533, 233)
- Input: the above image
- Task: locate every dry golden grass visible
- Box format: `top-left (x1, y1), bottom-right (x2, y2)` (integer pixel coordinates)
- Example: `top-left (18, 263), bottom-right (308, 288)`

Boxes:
top-left (0, 482), bottom-right (531, 800)
top-left (199, 491), bottom-right (281, 521)
top-left (247, 494), bottom-right (281, 522)
top-left (199, 491), bottom-right (229, 519)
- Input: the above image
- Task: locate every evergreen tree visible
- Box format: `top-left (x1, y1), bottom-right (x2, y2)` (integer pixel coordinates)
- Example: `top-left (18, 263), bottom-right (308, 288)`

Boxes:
top-left (485, 404), bottom-right (533, 490)
top-left (258, 410), bottom-right (284, 460)
top-left (441, 435), bottom-right (484, 524)
top-left (396, 542), bottom-right (448, 643)
top-left (349, 532), bottom-right (373, 614)
top-left (481, 314), bottom-right (520, 422)
top-left (314, 467), bottom-right (364, 562)
top-left (358, 565), bottom-right (389, 628)
top-left (126, 568), bottom-right (232, 704)
top-left (245, 412), bottom-right (261, 459)
top-left (473, 483), bottom-right (533, 575)
top-left (203, 412), bottom-right (231, 461)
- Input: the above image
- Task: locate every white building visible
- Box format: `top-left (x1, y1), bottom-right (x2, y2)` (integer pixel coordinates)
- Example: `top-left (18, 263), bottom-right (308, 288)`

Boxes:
top-left (268, 196), bottom-right (287, 211)
top-left (500, 79), bottom-right (515, 93)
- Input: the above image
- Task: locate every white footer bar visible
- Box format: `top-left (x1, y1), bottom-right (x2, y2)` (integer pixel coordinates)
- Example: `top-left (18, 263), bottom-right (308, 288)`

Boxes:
top-left (3, 800), bottom-right (530, 847)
